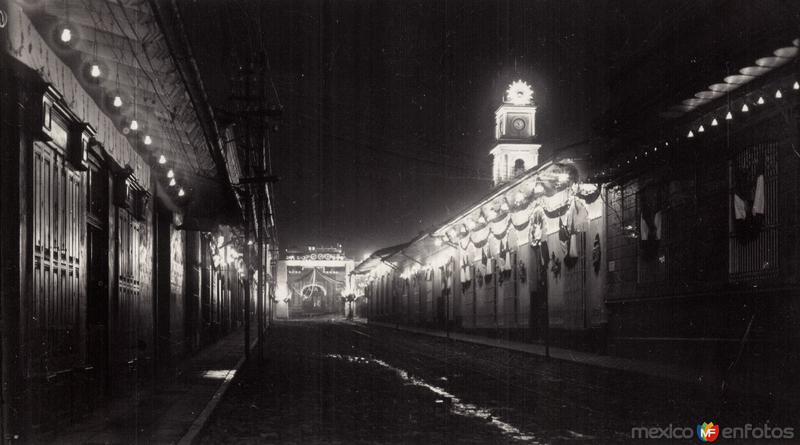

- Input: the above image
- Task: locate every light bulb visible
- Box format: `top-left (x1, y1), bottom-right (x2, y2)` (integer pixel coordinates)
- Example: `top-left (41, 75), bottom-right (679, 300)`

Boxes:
top-left (113, 95), bottom-right (122, 107)
top-left (757, 96), bottom-right (765, 105)
top-left (158, 154), bottom-right (167, 164)
top-left (775, 89), bottom-right (782, 99)
top-left (90, 64), bottom-right (101, 78)
top-left (687, 130), bottom-right (694, 138)
top-left (500, 202), bottom-right (509, 212)
top-left (130, 120), bottom-right (139, 131)
top-left (741, 103), bottom-right (749, 113)
top-left (794, 81), bottom-right (799, 90)
top-left (711, 118), bottom-right (719, 126)
top-left (178, 188), bottom-right (185, 197)
top-left (169, 178), bottom-right (176, 186)
top-left (167, 169), bottom-right (174, 178)
top-left (60, 27), bottom-right (72, 43)
top-left (725, 111), bottom-right (733, 120)
top-left (534, 183), bottom-right (545, 194)
top-left (698, 125), bottom-right (704, 133)
top-left (144, 135), bottom-right (152, 145)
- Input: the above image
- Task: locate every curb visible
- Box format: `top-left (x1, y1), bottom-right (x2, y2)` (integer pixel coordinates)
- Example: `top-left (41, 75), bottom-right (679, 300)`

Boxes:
top-left (176, 339), bottom-right (259, 445)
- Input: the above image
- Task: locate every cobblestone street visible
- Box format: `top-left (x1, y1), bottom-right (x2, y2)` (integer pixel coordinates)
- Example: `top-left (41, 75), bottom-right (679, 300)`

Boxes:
top-left (197, 320), bottom-right (798, 444)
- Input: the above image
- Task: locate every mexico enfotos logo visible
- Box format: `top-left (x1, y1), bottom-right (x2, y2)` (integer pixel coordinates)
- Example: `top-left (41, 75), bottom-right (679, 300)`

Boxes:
top-left (631, 421), bottom-right (794, 441)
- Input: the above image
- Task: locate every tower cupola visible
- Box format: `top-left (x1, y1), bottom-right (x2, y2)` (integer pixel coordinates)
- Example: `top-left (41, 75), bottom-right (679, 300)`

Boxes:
top-left (490, 80), bottom-right (541, 187)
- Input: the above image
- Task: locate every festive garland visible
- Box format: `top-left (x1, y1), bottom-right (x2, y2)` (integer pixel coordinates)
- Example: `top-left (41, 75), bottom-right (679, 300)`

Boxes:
top-left (510, 208), bottom-right (532, 230)
top-left (446, 185), bottom-right (602, 252)
top-left (491, 214), bottom-right (511, 239)
top-left (576, 185), bottom-right (602, 204)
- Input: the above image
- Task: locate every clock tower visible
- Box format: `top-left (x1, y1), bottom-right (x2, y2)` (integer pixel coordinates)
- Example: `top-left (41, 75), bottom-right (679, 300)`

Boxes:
top-left (490, 80), bottom-right (541, 187)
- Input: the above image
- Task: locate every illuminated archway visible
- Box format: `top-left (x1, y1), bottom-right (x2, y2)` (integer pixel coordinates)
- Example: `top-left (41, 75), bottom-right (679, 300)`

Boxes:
top-left (300, 284), bottom-right (327, 309)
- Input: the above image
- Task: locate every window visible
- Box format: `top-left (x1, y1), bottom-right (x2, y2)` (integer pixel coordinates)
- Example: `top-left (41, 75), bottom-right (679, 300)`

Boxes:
top-left (513, 159), bottom-right (525, 177)
top-left (637, 183), bottom-right (667, 283)
top-left (729, 142), bottom-right (779, 280)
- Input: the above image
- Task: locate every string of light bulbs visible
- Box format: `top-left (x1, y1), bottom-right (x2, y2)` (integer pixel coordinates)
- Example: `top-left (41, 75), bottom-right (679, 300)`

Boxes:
top-left (594, 75), bottom-right (797, 183)
top-left (72, 0), bottom-right (192, 198)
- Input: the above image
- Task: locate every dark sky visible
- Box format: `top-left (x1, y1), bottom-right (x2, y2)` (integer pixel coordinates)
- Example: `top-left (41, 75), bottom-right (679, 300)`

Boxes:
top-left (179, 0), bottom-right (799, 259)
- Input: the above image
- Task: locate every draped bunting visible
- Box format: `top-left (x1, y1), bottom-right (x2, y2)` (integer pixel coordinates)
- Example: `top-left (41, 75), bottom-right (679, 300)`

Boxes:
top-left (491, 214), bottom-right (510, 239)
top-left (732, 160), bottom-right (765, 243)
top-left (543, 202), bottom-right (570, 219)
top-left (510, 208), bottom-right (533, 230)
top-left (576, 184), bottom-right (602, 204)
top-left (443, 185), bottom-right (603, 251)
top-left (470, 225), bottom-right (491, 246)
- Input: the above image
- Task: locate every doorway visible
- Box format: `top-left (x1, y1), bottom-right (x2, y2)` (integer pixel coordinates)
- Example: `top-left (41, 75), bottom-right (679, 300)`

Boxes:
top-left (86, 161), bottom-right (109, 397)
top-left (155, 203), bottom-right (173, 370)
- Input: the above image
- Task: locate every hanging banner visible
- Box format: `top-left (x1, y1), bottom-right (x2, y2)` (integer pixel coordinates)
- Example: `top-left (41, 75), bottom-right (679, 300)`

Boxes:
top-left (565, 197), bottom-right (590, 233)
top-left (528, 207), bottom-right (547, 246)
top-left (506, 226), bottom-right (520, 248)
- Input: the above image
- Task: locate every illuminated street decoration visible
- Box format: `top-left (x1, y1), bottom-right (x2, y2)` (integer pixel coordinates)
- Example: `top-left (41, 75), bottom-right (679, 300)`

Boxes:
top-left (505, 80), bottom-right (534, 105)
top-left (491, 80), bottom-right (541, 186)
top-left (276, 245), bottom-right (355, 318)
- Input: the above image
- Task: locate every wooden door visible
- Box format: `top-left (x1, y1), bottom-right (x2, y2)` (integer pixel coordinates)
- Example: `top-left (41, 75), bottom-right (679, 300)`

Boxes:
top-left (31, 141), bottom-right (84, 426)
top-left (86, 160), bottom-right (108, 396)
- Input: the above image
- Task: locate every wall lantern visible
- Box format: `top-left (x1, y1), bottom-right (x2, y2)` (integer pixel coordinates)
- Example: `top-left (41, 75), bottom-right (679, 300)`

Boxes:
top-left (67, 122), bottom-right (93, 171)
top-left (131, 189), bottom-right (150, 221)
top-left (113, 165), bottom-right (134, 208)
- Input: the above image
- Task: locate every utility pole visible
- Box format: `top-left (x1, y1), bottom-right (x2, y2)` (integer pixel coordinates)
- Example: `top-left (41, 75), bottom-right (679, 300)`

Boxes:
top-left (244, 218), bottom-right (251, 360)
top-left (257, 223), bottom-right (264, 362)
top-left (228, 52), bottom-right (281, 361)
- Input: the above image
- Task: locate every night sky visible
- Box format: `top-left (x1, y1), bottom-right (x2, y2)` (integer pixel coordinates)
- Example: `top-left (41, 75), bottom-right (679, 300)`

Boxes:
top-left (179, 0), bottom-right (799, 259)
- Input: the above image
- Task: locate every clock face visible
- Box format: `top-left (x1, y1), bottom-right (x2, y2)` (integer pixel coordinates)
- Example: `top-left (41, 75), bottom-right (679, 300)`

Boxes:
top-left (512, 118), bottom-right (526, 131)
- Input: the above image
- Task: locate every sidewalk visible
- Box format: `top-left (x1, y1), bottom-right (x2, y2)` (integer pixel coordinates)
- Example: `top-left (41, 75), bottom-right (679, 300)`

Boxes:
top-left (360, 320), bottom-right (787, 403)
top-left (46, 328), bottom-right (257, 445)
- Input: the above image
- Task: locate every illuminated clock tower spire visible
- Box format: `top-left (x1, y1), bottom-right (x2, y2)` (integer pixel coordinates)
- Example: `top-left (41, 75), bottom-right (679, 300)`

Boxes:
top-left (490, 80), bottom-right (541, 187)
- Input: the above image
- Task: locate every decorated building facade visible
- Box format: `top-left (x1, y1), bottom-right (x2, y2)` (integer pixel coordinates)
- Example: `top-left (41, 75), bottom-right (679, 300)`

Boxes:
top-left (276, 246), bottom-right (355, 318)
top-left (358, 80), bottom-right (607, 347)
top-left (357, 39), bottom-right (800, 384)
top-left (0, 1), bottom-right (276, 440)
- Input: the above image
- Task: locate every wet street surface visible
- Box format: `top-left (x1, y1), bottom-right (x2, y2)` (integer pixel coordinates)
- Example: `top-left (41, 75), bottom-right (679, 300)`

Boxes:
top-left (198, 320), bottom-right (798, 444)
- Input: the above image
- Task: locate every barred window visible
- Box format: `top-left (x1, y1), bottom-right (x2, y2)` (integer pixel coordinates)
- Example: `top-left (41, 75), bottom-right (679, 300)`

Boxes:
top-left (637, 182), bottom-right (667, 283)
top-left (729, 142), bottom-right (779, 280)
